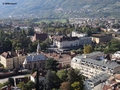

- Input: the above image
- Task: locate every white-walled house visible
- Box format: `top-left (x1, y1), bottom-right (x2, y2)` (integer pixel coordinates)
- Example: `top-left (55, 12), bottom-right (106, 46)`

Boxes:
top-left (30, 71), bottom-right (45, 83)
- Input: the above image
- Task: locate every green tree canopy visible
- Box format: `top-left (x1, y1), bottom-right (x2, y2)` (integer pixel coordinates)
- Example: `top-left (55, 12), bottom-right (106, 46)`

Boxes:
top-left (104, 39), bottom-right (120, 53)
top-left (57, 70), bottom-right (68, 82)
top-left (45, 70), bottom-right (60, 90)
top-left (27, 81), bottom-right (35, 90)
top-left (67, 68), bottom-right (84, 90)
top-left (8, 78), bottom-right (14, 86)
top-left (0, 63), bottom-right (4, 67)
top-left (71, 81), bottom-right (81, 90)
top-left (45, 58), bottom-right (59, 72)
top-left (83, 44), bottom-right (93, 54)
top-left (27, 27), bottom-right (35, 35)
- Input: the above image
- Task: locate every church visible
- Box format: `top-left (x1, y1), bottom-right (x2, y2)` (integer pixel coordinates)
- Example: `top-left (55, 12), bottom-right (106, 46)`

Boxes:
top-left (23, 42), bottom-right (46, 69)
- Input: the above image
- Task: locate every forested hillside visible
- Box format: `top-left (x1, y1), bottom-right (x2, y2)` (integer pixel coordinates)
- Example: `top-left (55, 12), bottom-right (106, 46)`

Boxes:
top-left (0, 0), bottom-right (120, 18)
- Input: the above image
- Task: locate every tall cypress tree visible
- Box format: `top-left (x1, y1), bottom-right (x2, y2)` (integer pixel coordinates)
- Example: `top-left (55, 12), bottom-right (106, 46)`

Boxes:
top-left (35, 68), bottom-right (39, 90)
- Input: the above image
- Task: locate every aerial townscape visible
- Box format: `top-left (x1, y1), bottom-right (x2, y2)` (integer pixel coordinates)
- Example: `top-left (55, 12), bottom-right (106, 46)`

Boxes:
top-left (1, 0), bottom-right (120, 90)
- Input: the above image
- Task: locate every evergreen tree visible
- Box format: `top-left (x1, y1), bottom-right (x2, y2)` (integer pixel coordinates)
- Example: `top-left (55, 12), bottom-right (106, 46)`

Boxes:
top-left (45, 58), bottom-right (59, 72)
top-left (45, 70), bottom-right (60, 90)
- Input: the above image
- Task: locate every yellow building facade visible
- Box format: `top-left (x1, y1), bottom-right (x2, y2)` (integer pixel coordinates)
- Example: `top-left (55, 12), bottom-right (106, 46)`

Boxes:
top-left (0, 52), bottom-right (26, 70)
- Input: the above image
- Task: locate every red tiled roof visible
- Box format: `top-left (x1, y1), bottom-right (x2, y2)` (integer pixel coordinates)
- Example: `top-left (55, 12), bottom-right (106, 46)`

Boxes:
top-left (1, 52), bottom-right (12, 58)
top-left (114, 74), bottom-right (120, 80)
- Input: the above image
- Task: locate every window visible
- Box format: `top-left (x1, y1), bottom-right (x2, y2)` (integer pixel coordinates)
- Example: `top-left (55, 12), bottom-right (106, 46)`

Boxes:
top-left (75, 59), bottom-right (77, 62)
top-left (34, 63), bottom-right (36, 68)
top-left (40, 63), bottom-right (41, 67)
top-left (29, 64), bottom-right (30, 69)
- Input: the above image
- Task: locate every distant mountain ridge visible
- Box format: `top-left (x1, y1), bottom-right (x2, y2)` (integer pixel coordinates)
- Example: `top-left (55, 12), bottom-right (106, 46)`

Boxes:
top-left (0, 0), bottom-right (120, 18)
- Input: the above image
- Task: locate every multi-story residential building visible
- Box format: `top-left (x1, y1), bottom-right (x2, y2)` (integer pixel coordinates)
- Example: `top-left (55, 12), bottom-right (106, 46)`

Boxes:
top-left (84, 73), bottom-right (110, 90)
top-left (0, 51), bottom-right (26, 70)
top-left (79, 37), bottom-right (92, 45)
top-left (23, 43), bottom-right (46, 69)
top-left (71, 52), bottom-right (120, 78)
top-left (91, 34), bottom-right (112, 44)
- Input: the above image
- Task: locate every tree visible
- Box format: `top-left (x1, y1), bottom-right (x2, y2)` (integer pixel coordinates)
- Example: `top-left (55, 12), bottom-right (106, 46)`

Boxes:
top-left (2, 81), bottom-right (10, 87)
top-left (40, 38), bottom-right (50, 50)
top-left (71, 81), bottom-right (81, 90)
top-left (104, 39), bottom-right (120, 53)
top-left (45, 70), bottom-right (54, 90)
top-left (0, 63), bottom-right (4, 67)
top-left (21, 29), bottom-right (26, 37)
top-left (0, 83), bottom-right (3, 89)
top-left (17, 82), bottom-right (24, 89)
top-left (22, 84), bottom-right (28, 90)
top-left (45, 70), bottom-right (60, 90)
top-left (83, 44), bottom-right (93, 54)
top-left (27, 81), bottom-right (35, 90)
top-left (27, 27), bottom-right (34, 35)
top-left (67, 68), bottom-right (84, 89)
top-left (60, 82), bottom-right (70, 90)
top-left (57, 70), bottom-right (68, 82)
top-left (3, 37), bottom-right (12, 51)
top-left (8, 78), bottom-right (14, 86)
top-left (45, 58), bottom-right (59, 72)
top-left (17, 82), bottom-right (28, 90)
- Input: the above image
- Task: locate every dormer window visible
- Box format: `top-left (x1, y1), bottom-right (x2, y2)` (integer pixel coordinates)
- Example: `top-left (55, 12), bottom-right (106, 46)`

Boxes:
top-left (75, 59), bottom-right (77, 62)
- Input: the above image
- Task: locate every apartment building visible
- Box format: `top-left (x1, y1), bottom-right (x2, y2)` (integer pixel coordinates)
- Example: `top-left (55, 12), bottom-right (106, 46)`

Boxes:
top-left (0, 52), bottom-right (26, 70)
top-left (84, 73), bottom-right (110, 90)
top-left (71, 52), bottom-right (120, 78)
top-left (79, 37), bottom-right (92, 45)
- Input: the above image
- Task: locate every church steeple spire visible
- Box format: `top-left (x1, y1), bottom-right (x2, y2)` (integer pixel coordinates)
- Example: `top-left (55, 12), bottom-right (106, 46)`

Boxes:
top-left (37, 42), bottom-right (41, 54)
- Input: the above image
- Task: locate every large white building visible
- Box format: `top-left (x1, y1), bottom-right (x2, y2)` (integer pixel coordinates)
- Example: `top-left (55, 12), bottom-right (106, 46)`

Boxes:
top-left (53, 36), bottom-right (79, 48)
top-left (71, 52), bottom-right (120, 78)
top-left (53, 36), bottom-right (91, 49)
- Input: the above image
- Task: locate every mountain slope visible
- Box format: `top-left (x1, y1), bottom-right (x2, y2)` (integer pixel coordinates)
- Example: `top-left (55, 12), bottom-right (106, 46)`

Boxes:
top-left (0, 0), bottom-right (120, 18)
